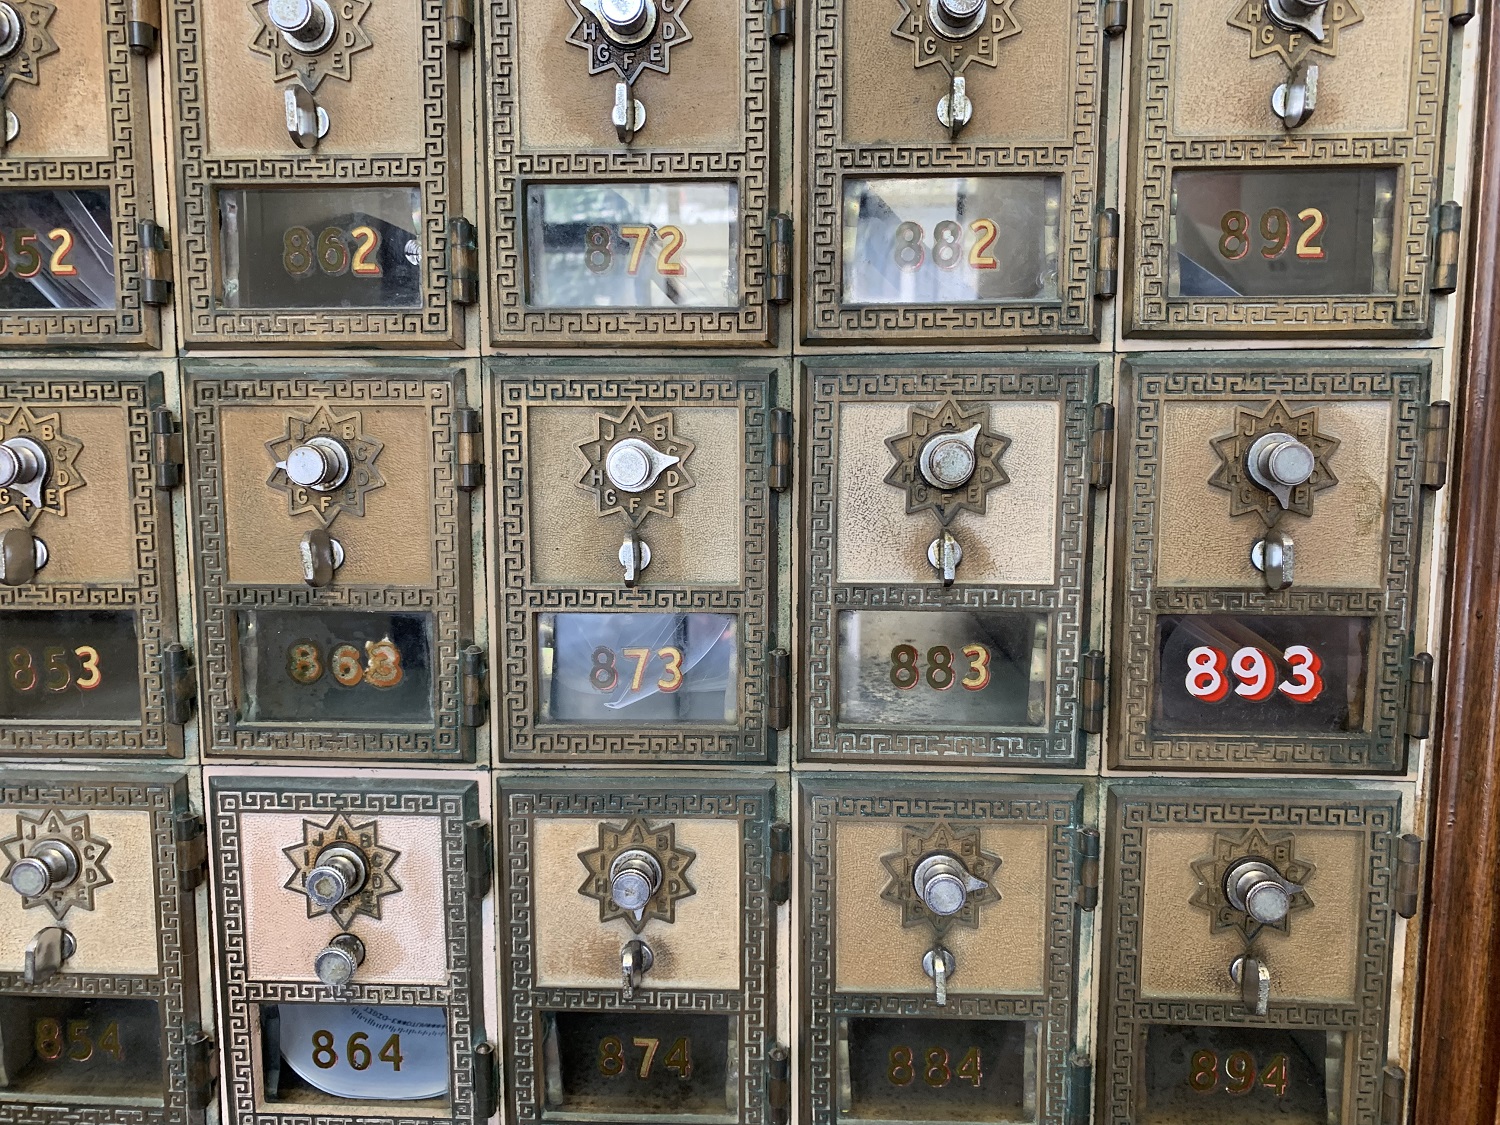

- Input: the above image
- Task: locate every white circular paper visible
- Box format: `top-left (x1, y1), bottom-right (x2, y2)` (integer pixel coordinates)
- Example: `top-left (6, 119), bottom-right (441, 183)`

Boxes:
top-left (278, 1004), bottom-right (449, 1101)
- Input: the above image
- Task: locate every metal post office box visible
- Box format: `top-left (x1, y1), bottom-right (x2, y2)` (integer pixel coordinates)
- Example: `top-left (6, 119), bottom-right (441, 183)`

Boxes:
top-left (207, 774), bottom-right (493, 1123)
top-left (1110, 356), bottom-right (1442, 772)
top-left (1124, 0), bottom-right (1458, 337)
top-left (0, 0), bottom-right (166, 348)
top-left (804, 0), bottom-right (1107, 345)
top-left (164, 1), bottom-right (475, 347)
top-left (186, 361), bottom-right (479, 761)
top-left (483, 0), bottom-right (778, 347)
top-left (0, 771), bottom-right (212, 1123)
top-left (801, 778), bottom-right (1088, 1125)
top-left (1098, 783), bottom-right (1415, 1125)
top-left (494, 360), bottom-right (782, 762)
top-left (0, 366), bottom-right (184, 758)
top-left (499, 775), bottom-right (782, 1124)
top-left (801, 360), bottom-right (1099, 765)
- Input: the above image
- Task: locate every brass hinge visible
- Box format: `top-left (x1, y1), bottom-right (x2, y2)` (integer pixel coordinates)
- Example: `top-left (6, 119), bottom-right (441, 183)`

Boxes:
top-left (1406, 652), bottom-right (1434, 739)
top-left (461, 644), bottom-right (488, 729)
top-left (139, 220), bottom-right (173, 306)
top-left (1432, 201), bottom-right (1462, 293)
top-left (770, 822), bottom-right (791, 905)
top-left (185, 1026), bottom-right (218, 1117)
top-left (448, 217), bottom-right (479, 306)
top-left (1422, 401), bottom-right (1451, 490)
top-left (770, 408), bottom-right (793, 493)
top-left (769, 648), bottom-right (791, 732)
top-left (474, 1042), bottom-right (500, 1120)
top-left (1103, 1), bottom-right (1128, 37)
top-left (466, 819), bottom-right (493, 901)
top-left (1451, 0), bottom-right (1476, 25)
top-left (445, 0), bottom-right (475, 48)
top-left (127, 0), bottom-right (161, 55)
top-left (457, 407), bottom-right (483, 492)
top-left (771, 0), bottom-right (794, 43)
top-left (769, 1045), bottom-right (790, 1125)
top-left (1068, 1052), bottom-right (1093, 1125)
top-left (769, 213), bottom-right (793, 305)
top-left (1381, 1065), bottom-right (1408, 1125)
top-left (1095, 209), bottom-right (1120, 299)
top-left (1074, 827), bottom-right (1100, 910)
top-left (173, 811), bottom-right (208, 892)
top-left (1080, 651), bottom-right (1105, 735)
top-left (1090, 403), bottom-right (1115, 489)
top-left (151, 406), bottom-right (183, 490)
top-left (164, 643), bottom-right (196, 726)
top-left (1395, 834), bottom-right (1423, 919)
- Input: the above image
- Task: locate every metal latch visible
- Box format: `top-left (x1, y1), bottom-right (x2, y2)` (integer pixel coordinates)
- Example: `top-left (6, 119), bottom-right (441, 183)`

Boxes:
top-left (164, 644), bottom-right (196, 726)
top-left (1095, 209), bottom-right (1119, 299)
top-left (1074, 827), bottom-right (1100, 910)
top-left (769, 649), bottom-right (791, 732)
top-left (769, 214), bottom-right (793, 305)
top-left (1395, 834), bottom-right (1422, 919)
top-left (186, 1026), bottom-right (219, 1117)
top-left (466, 820), bottom-right (493, 900)
top-left (140, 220), bottom-right (173, 306)
top-left (151, 406), bottom-right (183, 490)
top-left (1103, 1), bottom-right (1127, 36)
top-left (474, 1042), bottom-right (499, 1120)
top-left (1422, 401), bottom-right (1451, 490)
top-left (769, 1046), bottom-right (790, 1125)
top-left (457, 407), bottom-right (484, 492)
top-left (461, 644), bottom-right (488, 729)
top-left (1080, 651), bottom-right (1105, 735)
top-left (449, 217), bottom-right (479, 306)
top-left (770, 0), bottom-right (794, 43)
top-left (1433, 202), bottom-right (1462, 293)
top-left (770, 408), bottom-right (793, 492)
top-left (128, 0), bottom-right (161, 55)
top-left (174, 811), bottom-right (208, 891)
top-left (1090, 403), bottom-right (1115, 489)
top-left (445, 0), bottom-right (475, 48)
top-left (770, 822), bottom-right (791, 905)
top-left (1406, 653), bottom-right (1434, 739)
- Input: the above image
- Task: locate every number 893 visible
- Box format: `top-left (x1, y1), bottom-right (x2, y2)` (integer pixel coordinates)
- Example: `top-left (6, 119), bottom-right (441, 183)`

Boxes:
top-left (1184, 644), bottom-right (1323, 704)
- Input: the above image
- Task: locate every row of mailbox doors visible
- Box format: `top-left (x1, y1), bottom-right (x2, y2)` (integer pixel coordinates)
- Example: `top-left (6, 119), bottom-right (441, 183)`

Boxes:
top-left (0, 357), bottom-right (1444, 773)
top-left (0, 0), bottom-right (1467, 349)
top-left (0, 770), bottom-right (1420, 1125)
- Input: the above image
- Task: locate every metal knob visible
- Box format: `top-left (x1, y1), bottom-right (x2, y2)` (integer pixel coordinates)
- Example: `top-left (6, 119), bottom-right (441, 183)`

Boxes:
top-left (0, 436), bottom-right (46, 489)
top-left (922, 945), bottom-right (956, 1006)
top-left (609, 849), bottom-right (663, 921)
top-left (0, 4), bottom-right (23, 59)
top-left (599, 0), bottom-right (654, 38)
top-left (1246, 431), bottom-right (1317, 508)
top-left (282, 435), bottom-right (351, 492)
top-left (314, 933), bottom-right (366, 990)
top-left (621, 938), bottom-right (654, 999)
top-left (1268, 0), bottom-right (1328, 40)
top-left (1224, 857), bottom-right (1303, 926)
top-left (268, 0), bottom-right (337, 52)
top-left (305, 845), bottom-right (368, 911)
top-left (929, 0), bottom-right (987, 39)
top-left (23, 926), bottom-right (75, 986)
top-left (919, 424), bottom-right (982, 491)
top-left (913, 853), bottom-right (988, 917)
top-left (0, 528), bottom-right (47, 587)
top-left (8, 840), bottom-right (79, 898)
top-left (604, 438), bottom-right (680, 495)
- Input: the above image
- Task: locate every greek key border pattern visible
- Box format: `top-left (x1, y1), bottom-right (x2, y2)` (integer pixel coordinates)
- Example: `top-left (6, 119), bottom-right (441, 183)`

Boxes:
top-left (1112, 364), bottom-right (1426, 771)
top-left (0, 375), bottom-right (177, 757)
top-left (802, 365), bottom-right (1092, 763)
top-left (210, 779), bottom-right (481, 1125)
top-left (501, 782), bottom-right (775, 1124)
top-left (484, 0), bottom-right (771, 344)
top-left (803, 785), bottom-right (1083, 1125)
top-left (1127, 0), bottom-right (1449, 335)
top-left (166, 0), bottom-right (460, 345)
top-left (187, 370), bottom-right (468, 761)
top-left (495, 368), bottom-right (774, 761)
top-left (1099, 788), bottom-right (1399, 1125)
top-left (806, 0), bottom-right (1102, 342)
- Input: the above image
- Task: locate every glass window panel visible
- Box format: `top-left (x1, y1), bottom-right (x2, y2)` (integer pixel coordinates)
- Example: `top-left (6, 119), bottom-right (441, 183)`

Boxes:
top-left (265, 1004), bottom-right (449, 1105)
top-left (0, 190), bottom-right (114, 310)
top-left (844, 1016), bottom-right (1034, 1123)
top-left (0, 995), bottom-right (162, 1104)
top-left (0, 610), bottom-right (140, 722)
top-left (1142, 1025), bottom-right (1342, 1125)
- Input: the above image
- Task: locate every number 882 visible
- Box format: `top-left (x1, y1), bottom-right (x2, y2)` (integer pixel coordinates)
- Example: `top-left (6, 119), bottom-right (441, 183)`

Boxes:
top-left (893, 219), bottom-right (1000, 272)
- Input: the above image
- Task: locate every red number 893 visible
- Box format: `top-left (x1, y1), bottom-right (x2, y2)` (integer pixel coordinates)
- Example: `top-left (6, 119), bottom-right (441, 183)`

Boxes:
top-left (1185, 644), bottom-right (1323, 704)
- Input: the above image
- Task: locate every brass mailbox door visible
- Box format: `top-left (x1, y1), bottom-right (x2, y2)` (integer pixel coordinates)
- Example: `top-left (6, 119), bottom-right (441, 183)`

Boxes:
top-left (186, 361), bottom-right (478, 762)
top-left (802, 359), bottom-right (1098, 765)
top-left (499, 775), bottom-right (780, 1124)
top-left (806, 0), bottom-right (1106, 345)
top-left (0, 366), bottom-right (183, 758)
top-left (1098, 784), bottom-right (1410, 1125)
top-left (1110, 356), bottom-right (1440, 773)
top-left (801, 778), bottom-right (1087, 1125)
top-left (494, 360), bottom-right (780, 762)
top-left (165, 1), bottom-right (474, 347)
top-left (1125, 1), bottom-right (1457, 337)
top-left (484, 0), bottom-right (775, 347)
top-left (208, 773), bottom-right (490, 1124)
top-left (0, 0), bottom-right (165, 348)
top-left (0, 772), bottom-right (210, 1124)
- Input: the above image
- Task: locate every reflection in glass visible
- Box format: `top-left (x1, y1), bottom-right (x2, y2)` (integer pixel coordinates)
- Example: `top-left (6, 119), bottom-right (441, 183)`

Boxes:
top-left (265, 1004), bottom-right (449, 1105)
top-left (0, 609), bottom-right (140, 722)
top-left (1142, 1025), bottom-right (1342, 1125)
top-left (218, 187), bottom-right (423, 309)
top-left (538, 612), bottom-right (738, 724)
top-left (1170, 169), bottom-right (1396, 298)
top-left (525, 182), bottom-right (738, 308)
top-left (0, 190), bottom-right (114, 310)
top-left (842, 176), bottom-right (1060, 305)
top-left (836, 610), bottom-right (1049, 728)
top-left (0, 995), bottom-right (163, 1104)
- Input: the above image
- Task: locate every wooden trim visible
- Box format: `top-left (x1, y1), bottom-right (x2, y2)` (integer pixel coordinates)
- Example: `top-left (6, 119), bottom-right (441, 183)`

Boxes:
top-left (1414, 13), bottom-right (1500, 1125)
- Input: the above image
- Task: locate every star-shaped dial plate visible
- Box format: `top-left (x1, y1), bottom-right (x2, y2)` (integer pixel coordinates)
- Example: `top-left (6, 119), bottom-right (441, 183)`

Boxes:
top-left (1189, 826), bottom-right (1315, 943)
top-left (1209, 399), bottom-right (1339, 527)
top-left (1, 808), bottom-right (112, 921)
top-left (892, 0), bottom-right (1021, 74)
top-left (577, 405), bottom-right (696, 529)
top-left (1227, 0), bottom-right (1364, 69)
top-left (885, 397), bottom-right (1009, 528)
top-left (248, 0), bottom-right (374, 92)
top-left (880, 819), bottom-right (1001, 936)
top-left (266, 405), bottom-right (385, 529)
top-left (565, 0), bottom-right (693, 86)
top-left (0, 1), bottom-right (57, 97)
top-left (578, 818), bottom-right (697, 934)
top-left (0, 404), bottom-right (84, 525)
top-left (282, 813), bottom-right (402, 931)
